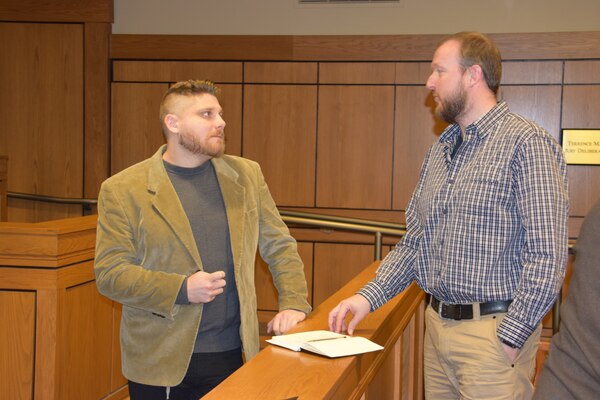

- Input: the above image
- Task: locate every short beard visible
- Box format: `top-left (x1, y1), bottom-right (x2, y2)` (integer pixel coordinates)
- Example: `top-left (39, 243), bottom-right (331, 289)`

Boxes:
top-left (178, 132), bottom-right (225, 158)
top-left (436, 85), bottom-right (467, 124)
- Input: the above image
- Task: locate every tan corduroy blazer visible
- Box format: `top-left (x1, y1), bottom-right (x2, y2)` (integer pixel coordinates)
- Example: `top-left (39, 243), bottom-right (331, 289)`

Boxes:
top-left (94, 146), bottom-right (311, 386)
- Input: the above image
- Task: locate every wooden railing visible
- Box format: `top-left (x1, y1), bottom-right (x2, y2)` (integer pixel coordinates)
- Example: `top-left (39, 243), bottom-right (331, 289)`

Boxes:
top-left (203, 261), bottom-right (426, 400)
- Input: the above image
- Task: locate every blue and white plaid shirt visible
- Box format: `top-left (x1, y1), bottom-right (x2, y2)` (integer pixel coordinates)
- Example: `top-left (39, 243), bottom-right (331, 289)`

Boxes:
top-left (359, 101), bottom-right (569, 347)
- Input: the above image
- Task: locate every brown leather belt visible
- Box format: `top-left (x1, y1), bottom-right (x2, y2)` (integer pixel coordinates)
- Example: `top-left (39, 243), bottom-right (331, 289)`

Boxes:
top-left (430, 296), bottom-right (512, 320)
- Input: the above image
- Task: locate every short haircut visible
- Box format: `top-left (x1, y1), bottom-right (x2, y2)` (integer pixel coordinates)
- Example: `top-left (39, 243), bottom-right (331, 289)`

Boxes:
top-left (439, 32), bottom-right (502, 95)
top-left (159, 80), bottom-right (220, 135)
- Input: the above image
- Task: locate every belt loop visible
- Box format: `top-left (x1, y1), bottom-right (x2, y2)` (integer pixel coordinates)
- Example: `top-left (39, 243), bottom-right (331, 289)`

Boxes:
top-left (472, 302), bottom-right (481, 320)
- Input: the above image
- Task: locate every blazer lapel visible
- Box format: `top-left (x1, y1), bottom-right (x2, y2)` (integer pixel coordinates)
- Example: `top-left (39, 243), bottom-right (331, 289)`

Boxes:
top-left (212, 157), bottom-right (245, 269)
top-left (147, 147), bottom-right (203, 268)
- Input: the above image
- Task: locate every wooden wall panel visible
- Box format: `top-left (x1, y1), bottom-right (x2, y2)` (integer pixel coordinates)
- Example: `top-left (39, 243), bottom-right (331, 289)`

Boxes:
top-left (316, 85), bottom-right (395, 209)
top-left (499, 86), bottom-right (562, 142)
top-left (564, 60), bottom-right (600, 84)
top-left (60, 282), bottom-right (113, 400)
top-left (395, 62), bottom-right (430, 85)
top-left (84, 23), bottom-right (111, 200)
top-left (255, 242), bottom-right (314, 310)
top-left (393, 86), bottom-right (443, 210)
top-left (112, 32), bottom-right (600, 62)
top-left (0, 291), bottom-right (35, 400)
top-left (111, 83), bottom-right (168, 175)
top-left (0, 0), bottom-right (112, 23)
top-left (319, 62), bottom-right (396, 84)
top-left (113, 61), bottom-right (243, 83)
top-left (502, 61), bottom-right (563, 84)
top-left (313, 243), bottom-right (375, 306)
top-left (0, 23), bottom-right (84, 222)
top-left (243, 85), bottom-right (317, 206)
top-left (562, 86), bottom-right (600, 216)
top-left (219, 84), bottom-right (243, 157)
top-left (0, 156), bottom-right (7, 221)
top-left (244, 62), bottom-right (318, 83)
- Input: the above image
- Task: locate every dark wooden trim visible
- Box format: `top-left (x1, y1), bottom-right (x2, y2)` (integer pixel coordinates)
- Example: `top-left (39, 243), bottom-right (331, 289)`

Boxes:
top-left (111, 31), bottom-right (600, 61)
top-left (84, 23), bottom-right (111, 200)
top-left (0, 0), bottom-right (113, 23)
top-left (111, 34), bottom-right (295, 61)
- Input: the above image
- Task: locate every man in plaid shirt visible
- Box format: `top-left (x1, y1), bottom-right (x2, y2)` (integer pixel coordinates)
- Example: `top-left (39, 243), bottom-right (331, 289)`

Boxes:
top-left (329, 32), bottom-right (569, 400)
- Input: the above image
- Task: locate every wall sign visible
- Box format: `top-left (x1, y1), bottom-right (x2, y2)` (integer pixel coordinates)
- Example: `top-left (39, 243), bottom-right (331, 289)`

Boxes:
top-left (561, 129), bottom-right (600, 165)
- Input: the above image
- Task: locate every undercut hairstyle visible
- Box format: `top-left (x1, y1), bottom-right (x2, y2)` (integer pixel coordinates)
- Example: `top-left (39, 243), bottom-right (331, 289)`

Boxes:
top-left (439, 32), bottom-right (502, 95)
top-left (159, 80), bottom-right (220, 136)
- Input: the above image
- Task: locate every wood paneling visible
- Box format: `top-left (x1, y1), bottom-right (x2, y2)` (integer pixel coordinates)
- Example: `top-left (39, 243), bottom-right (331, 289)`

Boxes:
top-left (255, 242), bottom-right (314, 310)
top-left (245, 62), bottom-right (318, 83)
top-left (113, 61), bottom-right (243, 83)
top-left (562, 86), bottom-right (600, 216)
top-left (564, 60), bottom-right (600, 83)
top-left (319, 62), bottom-right (396, 84)
top-left (316, 85), bottom-right (394, 209)
top-left (0, 22), bottom-right (84, 222)
top-left (84, 23), bottom-right (111, 201)
top-left (219, 84), bottom-right (244, 157)
top-left (112, 32), bottom-right (600, 62)
top-left (313, 243), bottom-right (375, 306)
top-left (0, 291), bottom-right (35, 400)
top-left (111, 83), bottom-right (168, 174)
top-left (0, 156), bottom-right (7, 221)
top-left (393, 86), bottom-right (443, 210)
top-left (0, 215), bottom-right (97, 268)
top-left (61, 282), bottom-right (114, 400)
top-left (502, 61), bottom-right (563, 84)
top-left (0, 217), bottom-right (126, 400)
top-left (0, 0), bottom-right (112, 23)
top-left (499, 86), bottom-right (562, 141)
top-left (395, 62), bottom-right (430, 85)
top-left (112, 35), bottom-right (295, 60)
top-left (243, 85), bottom-right (317, 206)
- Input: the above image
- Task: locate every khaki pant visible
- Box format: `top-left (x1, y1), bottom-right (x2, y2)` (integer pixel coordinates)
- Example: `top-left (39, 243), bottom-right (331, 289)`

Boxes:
top-left (424, 304), bottom-right (541, 400)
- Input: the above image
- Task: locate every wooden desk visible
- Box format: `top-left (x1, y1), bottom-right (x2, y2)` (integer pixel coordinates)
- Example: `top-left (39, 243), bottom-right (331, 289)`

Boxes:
top-left (0, 215), bottom-right (127, 400)
top-left (204, 262), bottom-right (426, 400)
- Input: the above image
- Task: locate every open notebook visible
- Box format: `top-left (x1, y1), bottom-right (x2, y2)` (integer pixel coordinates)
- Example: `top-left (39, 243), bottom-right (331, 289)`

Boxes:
top-left (266, 330), bottom-right (383, 358)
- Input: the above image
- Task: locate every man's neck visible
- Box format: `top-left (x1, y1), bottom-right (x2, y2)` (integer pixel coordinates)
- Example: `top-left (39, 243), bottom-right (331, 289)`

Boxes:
top-left (162, 145), bottom-right (212, 168)
top-left (457, 94), bottom-right (498, 133)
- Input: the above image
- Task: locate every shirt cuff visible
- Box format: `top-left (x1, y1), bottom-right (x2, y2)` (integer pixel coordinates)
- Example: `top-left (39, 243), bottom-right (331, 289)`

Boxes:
top-left (357, 281), bottom-right (390, 311)
top-left (175, 277), bottom-right (190, 304)
top-left (497, 314), bottom-right (536, 349)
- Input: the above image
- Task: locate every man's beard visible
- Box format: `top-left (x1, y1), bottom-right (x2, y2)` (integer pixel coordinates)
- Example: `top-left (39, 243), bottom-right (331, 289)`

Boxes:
top-left (436, 85), bottom-right (467, 124)
top-left (178, 131), bottom-right (225, 158)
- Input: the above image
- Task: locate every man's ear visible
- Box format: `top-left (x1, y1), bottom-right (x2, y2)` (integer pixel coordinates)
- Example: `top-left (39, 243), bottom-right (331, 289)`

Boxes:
top-left (164, 114), bottom-right (179, 132)
top-left (467, 64), bottom-right (484, 86)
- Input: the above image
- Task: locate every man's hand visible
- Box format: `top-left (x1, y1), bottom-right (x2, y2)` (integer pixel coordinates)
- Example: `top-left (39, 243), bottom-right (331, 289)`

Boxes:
top-left (186, 270), bottom-right (226, 303)
top-left (328, 294), bottom-right (371, 335)
top-left (500, 341), bottom-right (520, 362)
top-left (267, 309), bottom-right (307, 336)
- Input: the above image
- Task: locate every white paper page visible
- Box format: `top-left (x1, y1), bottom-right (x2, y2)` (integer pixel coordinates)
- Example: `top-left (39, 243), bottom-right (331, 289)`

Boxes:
top-left (302, 336), bottom-right (384, 358)
top-left (266, 330), bottom-right (346, 351)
